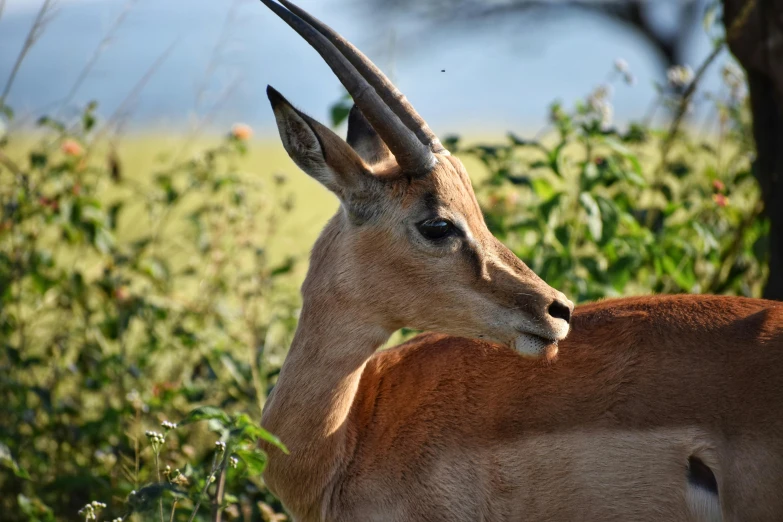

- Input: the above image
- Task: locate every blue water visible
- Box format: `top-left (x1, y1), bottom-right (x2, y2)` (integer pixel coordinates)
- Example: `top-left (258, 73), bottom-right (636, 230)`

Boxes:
top-left (1, 0), bottom-right (729, 136)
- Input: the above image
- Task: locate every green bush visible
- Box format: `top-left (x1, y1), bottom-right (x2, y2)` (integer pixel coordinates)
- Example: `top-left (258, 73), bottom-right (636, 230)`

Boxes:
top-left (453, 59), bottom-right (765, 301)
top-left (1, 106), bottom-right (296, 521)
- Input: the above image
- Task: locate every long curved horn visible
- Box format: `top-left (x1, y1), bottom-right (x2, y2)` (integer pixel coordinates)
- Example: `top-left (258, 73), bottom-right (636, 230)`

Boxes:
top-left (259, 0), bottom-right (436, 175)
top-left (277, 0), bottom-right (447, 155)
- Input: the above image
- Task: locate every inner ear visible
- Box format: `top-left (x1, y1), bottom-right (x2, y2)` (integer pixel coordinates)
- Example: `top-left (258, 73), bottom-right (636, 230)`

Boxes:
top-left (269, 86), bottom-right (374, 198)
top-left (268, 87), bottom-right (386, 222)
top-left (346, 105), bottom-right (392, 165)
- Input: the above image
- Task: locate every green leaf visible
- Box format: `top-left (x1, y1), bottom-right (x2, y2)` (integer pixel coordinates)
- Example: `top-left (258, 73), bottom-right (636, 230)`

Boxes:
top-left (108, 203), bottom-right (123, 230)
top-left (330, 104), bottom-right (351, 128)
top-left (0, 104), bottom-right (14, 121)
top-left (139, 257), bottom-right (169, 282)
top-left (579, 192), bottom-right (602, 241)
top-left (270, 257), bottom-right (295, 277)
top-left (329, 92), bottom-right (353, 127)
top-left (235, 449), bottom-right (267, 475)
top-left (507, 132), bottom-right (546, 153)
top-left (608, 256), bottom-right (637, 292)
top-left (29, 151), bottom-right (47, 169)
top-left (17, 494), bottom-right (54, 522)
top-left (667, 160), bottom-right (691, 178)
top-left (83, 112), bottom-right (96, 132)
top-left (554, 225), bottom-right (570, 247)
top-left (93, 227), bottom-right (114, 254)
top-left (604, 138), bottom-right (642, 177)
top-left (242, 425), bottom-right (289, 454)
top-left (595, 196), bottom-right (618, 246)
top-left (179, 406), bottom-right (231, 427)
top-left (548, 141), bottom-right (567, 177)
top-left (531, 178), bottom-right (555, 200)
top-left (0, 442), bottom-right (30, 479)
top-left (539, 192), bottom-right (564, 221)
top-left (662, 256), bottom-right (696, 291)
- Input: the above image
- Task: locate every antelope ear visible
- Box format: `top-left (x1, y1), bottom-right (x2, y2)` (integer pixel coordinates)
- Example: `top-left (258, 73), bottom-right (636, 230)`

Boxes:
top-left (267, 86), bottom-right (376, 201)
top-left (346, 104), bottom-right (392, 165)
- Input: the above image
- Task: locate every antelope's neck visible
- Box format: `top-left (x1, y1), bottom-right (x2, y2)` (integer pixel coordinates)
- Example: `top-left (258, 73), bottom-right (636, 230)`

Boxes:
top-left (260, 295), bottom-right (390, 518)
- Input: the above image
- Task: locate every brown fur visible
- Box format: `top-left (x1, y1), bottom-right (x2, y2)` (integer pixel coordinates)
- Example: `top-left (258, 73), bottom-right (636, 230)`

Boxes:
top-left (264, 296), bottom-right (783, 521)
top-left (262, 88), bottom-right (783, 521)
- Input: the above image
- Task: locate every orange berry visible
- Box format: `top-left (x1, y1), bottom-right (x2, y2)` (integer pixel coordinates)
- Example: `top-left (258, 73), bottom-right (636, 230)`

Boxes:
top-left (114, 286), bottom-right (131, 303)
top-left (61, 139), bottom-right (84, 156)
top-left (231, 123), bottom-right (253, 141)
top-left (713, 194), bottom-right (729, 207)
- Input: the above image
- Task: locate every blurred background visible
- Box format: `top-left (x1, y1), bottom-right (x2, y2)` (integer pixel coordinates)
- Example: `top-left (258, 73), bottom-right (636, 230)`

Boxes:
top-left (2, 0), bottom-right (730, 133)
top-left (2, 0), bottom-right (782, 521)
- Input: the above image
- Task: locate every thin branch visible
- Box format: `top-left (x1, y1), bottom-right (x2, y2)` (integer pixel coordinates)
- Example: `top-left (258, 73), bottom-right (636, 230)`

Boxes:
top-left (155, 450), bottom-right (164, 522)
top-left (367, 0), bottom-right (696, 67)
top-left (88, 38), bottom-right (178, 153)
top-left (210, 453), bottom-right (229, 522)
top-left (0, 0), bottom-right (58, 108)
top-left (187, 452), bottom-right (222, 522)
top-left (59, 0), bottom-right (139, 113)
top-left (660, 43), bottom-right (725, 165)
top-left (193, 0), bottom-right (242, 113)
top-left (660, 0), bottom-right (757, 166)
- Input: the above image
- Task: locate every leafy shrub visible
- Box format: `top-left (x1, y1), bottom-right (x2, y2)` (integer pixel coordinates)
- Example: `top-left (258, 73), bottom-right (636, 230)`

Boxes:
top-left (451, 58), bottom-right (765, 301)
top-left (0, 105), bottom-right (297, 521)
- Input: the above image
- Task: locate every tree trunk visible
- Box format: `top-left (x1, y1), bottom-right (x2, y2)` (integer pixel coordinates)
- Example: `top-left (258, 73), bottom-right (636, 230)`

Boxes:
top-left (723, 0), bottom-right (783, 299)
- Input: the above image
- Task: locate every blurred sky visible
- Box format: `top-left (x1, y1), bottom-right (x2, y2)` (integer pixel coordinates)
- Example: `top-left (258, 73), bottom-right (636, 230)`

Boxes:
top-left (0, 0), bottom-right (732, 137)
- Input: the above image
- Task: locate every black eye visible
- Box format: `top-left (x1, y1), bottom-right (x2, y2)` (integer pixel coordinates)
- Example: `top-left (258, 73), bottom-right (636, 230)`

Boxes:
top-left (417, 218), bottom-right (454, 241)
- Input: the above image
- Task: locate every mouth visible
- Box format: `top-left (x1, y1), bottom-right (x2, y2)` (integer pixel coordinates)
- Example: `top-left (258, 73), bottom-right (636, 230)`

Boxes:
top-left (511, 333), bottom-right (560, 360)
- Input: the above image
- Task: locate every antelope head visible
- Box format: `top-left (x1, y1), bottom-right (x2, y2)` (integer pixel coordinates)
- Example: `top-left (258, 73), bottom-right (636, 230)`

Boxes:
top-left (262, 0), bottom-right (573, 358)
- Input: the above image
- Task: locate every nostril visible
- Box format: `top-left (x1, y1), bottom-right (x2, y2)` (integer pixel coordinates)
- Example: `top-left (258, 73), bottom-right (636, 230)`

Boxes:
top-left (548, 300), bottom-right (572, 324)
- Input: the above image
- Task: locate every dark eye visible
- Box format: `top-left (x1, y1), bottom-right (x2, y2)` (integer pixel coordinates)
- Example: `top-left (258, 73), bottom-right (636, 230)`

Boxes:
top-left (417, 218), bottom-right (454, 241)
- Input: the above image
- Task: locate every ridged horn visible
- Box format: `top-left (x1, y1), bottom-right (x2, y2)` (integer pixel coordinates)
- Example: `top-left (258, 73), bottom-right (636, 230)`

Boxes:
top-left (277, 0), bottom-right (447, 155)
top-left (259, 0), bottom-right (437, 175)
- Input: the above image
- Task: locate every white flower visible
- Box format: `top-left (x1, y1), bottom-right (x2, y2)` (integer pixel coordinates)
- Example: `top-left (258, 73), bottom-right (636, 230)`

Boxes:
top-left (614, 58), bottom-right (629, 74)
top-left (721, 62), bottom-right (746, 99)
top-left (229, 456), bottom-right (239, 468)
top-left (78, 501), bottom-right (106, 521)
top-left (587, 84), bottom-right (614, 129)
top-left (667, 65), bottom-right (694, 88)
top-left (161, 420), bottom-right (177, 430)
top-left (145, 430), bottom-right (165, 445)
top-left (215, 440), bottom-right (226, 452)
top-left (722, 62), bottom-right (743, 87)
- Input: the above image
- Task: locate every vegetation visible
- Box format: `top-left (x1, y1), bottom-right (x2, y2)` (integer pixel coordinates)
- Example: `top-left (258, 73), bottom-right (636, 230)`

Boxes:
top-left (1, 106), bottom-right (297, 521)
top-left (458, 59), bottom-right (764, 302)
top-left (0, 4), bottom-right (768, 521)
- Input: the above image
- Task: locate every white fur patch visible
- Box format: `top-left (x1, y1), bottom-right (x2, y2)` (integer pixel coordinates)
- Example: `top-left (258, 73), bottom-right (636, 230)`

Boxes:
top-left (514, 333), bottom-right (556, 358)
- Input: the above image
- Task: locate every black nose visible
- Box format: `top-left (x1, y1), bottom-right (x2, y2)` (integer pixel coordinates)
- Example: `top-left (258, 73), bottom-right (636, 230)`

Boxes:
top-left (548, 300), bottom-right (572, 324)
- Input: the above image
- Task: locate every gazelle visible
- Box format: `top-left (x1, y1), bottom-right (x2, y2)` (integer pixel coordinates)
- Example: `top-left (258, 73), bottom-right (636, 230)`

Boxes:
top-left (258, 1), bottom-right (783, 520)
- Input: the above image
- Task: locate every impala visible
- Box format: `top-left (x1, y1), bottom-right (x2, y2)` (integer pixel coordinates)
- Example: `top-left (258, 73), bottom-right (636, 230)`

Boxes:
top-left (257, 1), bottom-right (783, 520)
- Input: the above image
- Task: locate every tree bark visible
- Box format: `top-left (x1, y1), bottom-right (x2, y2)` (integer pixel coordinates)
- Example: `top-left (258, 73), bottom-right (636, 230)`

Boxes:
top-left (723, 0), bottom-right (783, 299)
